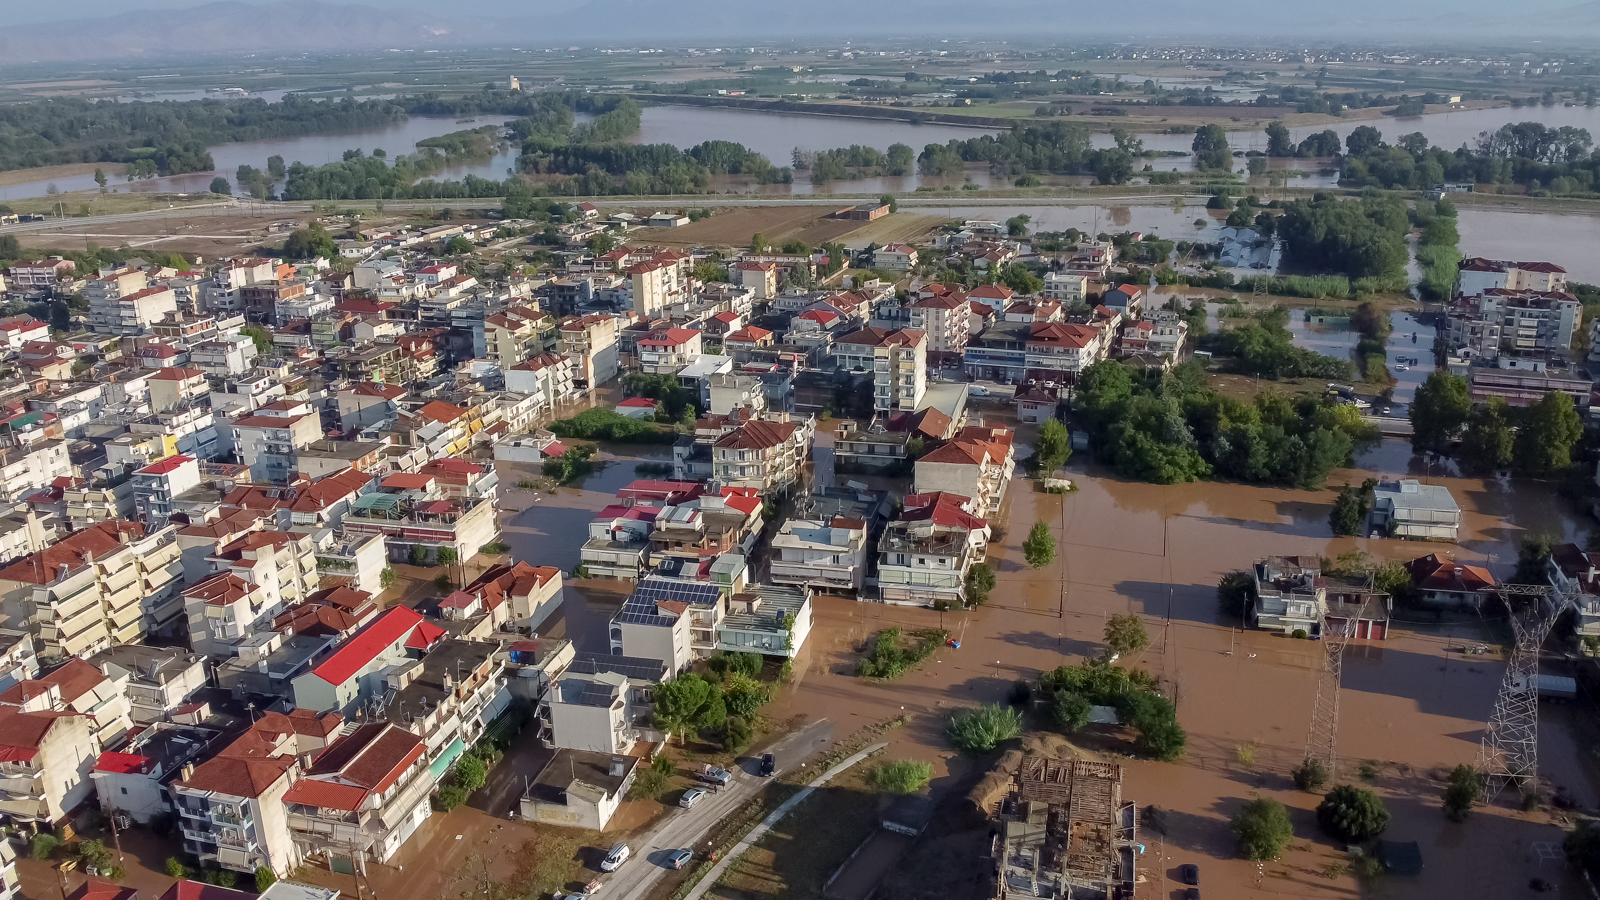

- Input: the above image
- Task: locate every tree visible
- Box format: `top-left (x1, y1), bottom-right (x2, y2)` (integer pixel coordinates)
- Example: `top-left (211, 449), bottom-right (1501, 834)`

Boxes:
top-left (94, 168), bottom-right (107, 190)
top-left (444, 235), bottom-right (474, 255)
top-left (1192, 124), bottom-right (1233, 170)
top-left (1050, 691), bottom-right (1092, 733)
top-left (267, 155), bottom-right (287, 180)
top-left (165, 858), bottom-right (189, 878)
top-left (283, 222), bottom-right (336, 260)
top-left (1293, 757), bottom-right (1329, 792)
top-left (379, 566), bottom-right (396, 590)
top-left (1514, 390), bottom-right (1584, 475)
top-left (1006, 214), bottom-right (1032, 237)
top-left (1023, 520), bottom-right (1057, 568)
top-left (1443, 764), bottom-right (1483, 821)
top-left (750, 232), bottom-right (770, 253)
top-left (964, 563), bottom-right (996, 607)
top-left (1000, 263), bottom-right (1043, 295)
top-left (1459, 396), bottom-right (1514, 474)
top-left (1265, 122), bottom-right (1295, 157)
top-left (947, 703), bottom-right (1022, 753)
top-left (653, 674), bottom-right (725, 742)
top-left (1217, 571), bottom-right (1255, 619)
top-left (255, 867), bottom-right (277, 892)
top-left (454, 753), bottom-right (488, 792)
top-left (1103, 614), bottom-right (1149, 659)
top-left (1346, 125), bottom-right (1384, 156)
top-left (1409, 371), bottom-right (1471, 454)
top-left (1233, 798), bottom-right (1295, 861)
top-left (239, 325), bottom-right (272, 355)
top-left (437, 547), bottom-right (458, 567)
top-left (1329, 482), bottom-right (1371, 536)
top-left (722, 715), bottom-right (752, 754)
top-left (587, 231), bottom-right (617, 255)
top-left (1512, 534), bottom-right (1554, 585)
top-left (1317, 784), bottom-right (1390, 843)
top-left (879, 194), bottom-right (898, 213)
top-left (722, 672), bottom-right (771, 718)
top-left (1034, 418), bottom-right (1071, 474)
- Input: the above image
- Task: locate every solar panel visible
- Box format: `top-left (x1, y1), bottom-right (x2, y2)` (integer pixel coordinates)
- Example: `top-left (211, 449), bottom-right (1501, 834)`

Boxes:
top-left (633, 576), bottom-right (720, 606)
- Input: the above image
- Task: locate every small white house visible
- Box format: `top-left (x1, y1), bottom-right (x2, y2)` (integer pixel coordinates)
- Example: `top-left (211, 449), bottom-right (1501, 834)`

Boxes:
top-left (616, 398), bottom-right (658, 419)
top-left (646, 212), bottom-right (690, 228)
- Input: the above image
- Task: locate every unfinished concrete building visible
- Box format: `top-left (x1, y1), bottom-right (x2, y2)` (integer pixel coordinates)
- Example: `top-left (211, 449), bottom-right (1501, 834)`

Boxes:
top-left (989, 758), bottom-right (1137, 900)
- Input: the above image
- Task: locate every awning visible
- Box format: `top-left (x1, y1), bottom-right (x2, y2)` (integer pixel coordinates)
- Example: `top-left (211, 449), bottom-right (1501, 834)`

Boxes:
top-left (428, 737), bottom-right (466, 782)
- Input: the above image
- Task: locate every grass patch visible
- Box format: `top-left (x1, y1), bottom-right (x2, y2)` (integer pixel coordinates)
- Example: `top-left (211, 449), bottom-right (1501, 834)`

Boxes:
top-left (854, 627), bottom-right (948, 679)
top-left (867, 760), bottom-right (933, 794)
top-left (498, 822), bottom-right (606, 898)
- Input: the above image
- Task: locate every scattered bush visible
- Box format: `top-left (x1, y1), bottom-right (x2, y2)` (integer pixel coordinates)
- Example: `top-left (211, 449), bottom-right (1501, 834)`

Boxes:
top-left (255, 867), bottom-right (277, 892)
top-left (869, 760), bottom-right (934, 794)
top-left (31, 834), bottom-right (59, 860)
top-left (550, 407), bottom-right (672, 443)
top-left (722, 715), bottom-right (752, 754)
top-left (1233, 797), bottom-right (1295, 861)
top-left (948, 704), bottom-right (1023, 754)
top-left (856, 627), bottom-right (948, 679)
top-left (165, 858), bottom-right (189, 878)
top-left (1443, 764), bottom-right (1483, 821)
top-left (1293, 757), bottom-right (1329, 792)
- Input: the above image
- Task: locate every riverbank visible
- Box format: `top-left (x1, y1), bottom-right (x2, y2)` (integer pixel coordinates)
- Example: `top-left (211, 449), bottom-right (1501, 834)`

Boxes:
top-left (0, 162), bottom-right (126, 190)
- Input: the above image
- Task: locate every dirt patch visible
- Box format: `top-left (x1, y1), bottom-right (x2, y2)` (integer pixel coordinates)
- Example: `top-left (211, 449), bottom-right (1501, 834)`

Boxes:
top-left (629, 206), bottom-right (866, 250)
top-left (835, 213), bottom-right (950, 249)
top-left (710, 767), bottom-right (882, 900)
top-left (0, 162), bottom-right (127, 188)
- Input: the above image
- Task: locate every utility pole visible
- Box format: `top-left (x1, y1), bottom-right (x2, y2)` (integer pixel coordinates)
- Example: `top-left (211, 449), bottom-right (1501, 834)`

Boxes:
top-left (108, 805), bottom-right (125, 862)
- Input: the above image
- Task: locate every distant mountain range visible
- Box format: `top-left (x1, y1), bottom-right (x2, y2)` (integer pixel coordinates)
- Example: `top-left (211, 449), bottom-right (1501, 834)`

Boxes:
top-left (0, 0), bottom-right (1589, 64)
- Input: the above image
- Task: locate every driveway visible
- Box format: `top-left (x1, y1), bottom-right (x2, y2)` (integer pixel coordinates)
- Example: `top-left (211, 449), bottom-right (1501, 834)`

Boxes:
top-left (602, 718), bottom-right (835, 900)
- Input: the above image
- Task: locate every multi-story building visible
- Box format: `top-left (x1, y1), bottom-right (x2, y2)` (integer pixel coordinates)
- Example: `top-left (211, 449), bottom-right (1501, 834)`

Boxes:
top-left (291, 606), bottom-right (446, 715)
top-left (913, 426), bottom-right (1016, 516)
top-left (1041, 272), bottom-right (1089, 304)
top-left (877, 492), bottom-right (990, 607)
top-left (98, 286), bottom-right (179, 336)
top-left (648, 489), bottom-right (765, 564)
top-left (0, 656), bottom-right (133, 749)
top-left (190, 335), bottom-right (260, 378)
top-left (230, 400), bottom-right (323, 483)
top-left (1119, 311), bottom-right (1189, 365)
top-left (337, 382), bottom-right (407, 435)
top-left (506, 353), bottom-right (579, 412)
top-left (770, 516), bottom-right (869, 595)
top-left (281, 723), bottom-right (433, 868)
top-left (1369, 478), bottom-right (1461, 541)
top-left (542, 655), bottom-right (663, 754)
top-left (637, 328), bottom-right (703, 374)
top-left (558, 314), bottom-right (620, 391)
top-left (908, 292), bottom-right (971, 363)
top-left (148, 367), bottom-right (212, 412)
top-left (183, 530), bottom-right (320, 658)
top-left (87, 644), bottom-right (207, 724)
top-left (711, 416), bottom-right (816, 493)
top-left (132, 454), bottom-right (202, 526)
top-left (173, 710), bottom-right (343, 876)
top-left (457, 561), bottom-right (565, 632)
top-left (485, 305), bottom-right (557, 369)
top-left (0, 440), bottom-right (72, 504)
top-left (0, 703), bottom-right (98, 825)
top-left (0, 519), bottom-right (181, 656)
top-left (340, 470), bottom-right (499, 565)
top-left (375, 636), bottom-right (510, 774)
top-left (86, 269), bottom-right (148, 331)
top-left (1447, 289), bottom-right (1582, 358)
top-left (581, 504), bottom-right (661, 581)
top-left (1456, 257), bottom-right (1568, 296)
top-left (1251, 555), bottom-right (1391, 639)
top-left (7, 259), bottom-right (75, 291)
top-left (873, 243), bottom-right (918, 271)
top-left (835, 327), bottom-right (927, 413)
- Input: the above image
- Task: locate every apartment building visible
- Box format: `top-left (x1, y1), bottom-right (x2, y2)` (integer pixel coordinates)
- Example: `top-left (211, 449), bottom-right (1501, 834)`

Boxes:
top-left (1119, 311), bottom-right (1189, 365)
top-left (340, 472), bottom-right (499, 565)
top-left (132, 454), bottom-right (202, 526)
top-left (770, 516), bottom-right (869, 595)
top-left (0, 703), bottom-right (98, 825)
top-left (0, 656), bottom-right (132, 748)
top-left (1251, 555), bottom-right (1391, 639)
top-left (557, 315), bottom-right (620, 391)
top-left (1041, 272), bottom-right (1089, 304)
top-left (87, 644), bottom-right (207, 724)
top-left (711, 417), bottom-right (816, 493)
top-left (874, 243), bottom-right (918, 270)
top-left (1370, 479), bottom-right (1461, 541)
top-left (231, 400), bottom-right (323, 483)
top-left (0, 440), bottom-right (72, 504)
top-left (1546, 544), bottom-right (1600, 639)
top-left (913, 425), bottom-right (1016, 516)
top-left (835, 327), bottom-right (927, 413)
top-left (542, 655), bottom-right (663, 754)
top-left (282, 723), bottom-right (433, 867)
top-left (0, 519), bottom-right (182, 656)
top-left (581, 505), bottom-right (662, 581)
top-left (336, 382), bottom-right (407, 435)
top-left (291, 606), bottom-right (445, 715)
top-left (877, 492), bottom-right (990, 607)
top-left (1456, 257), bottom-right (1568, 296)
top-left (638, 328), bottom-right (703, 374)
top-left (485, 305), bottom-right (557, 369)
top-left (0, 317), bottom-right (49, 349)
top-left (1447, 289), bottom-right (1582, 357)
top-left (173, 710), bottom-right (343, 876)
top-left (731, 261), bottom-right (778, 301)
top-left (908, 292), bottom-right (971, 362)
top-left (506, 352), bottom-right (579, 412)
top-left (649, 489), bottom-right (764, 564)
top-left (458, 561), bottom-right (565, 632)
top-left (7, 259), bottom-right (75, 291)
top-left (183, 530), bottom-right (319, 658)
top-left (190, 335), bottom-right (259, 378)
top-left (149, 367), bottom-right (212, 412)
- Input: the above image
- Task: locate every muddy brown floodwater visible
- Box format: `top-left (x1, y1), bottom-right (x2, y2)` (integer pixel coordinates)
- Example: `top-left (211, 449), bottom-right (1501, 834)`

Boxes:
top-left (506, 428), bottom-right (1599, 900)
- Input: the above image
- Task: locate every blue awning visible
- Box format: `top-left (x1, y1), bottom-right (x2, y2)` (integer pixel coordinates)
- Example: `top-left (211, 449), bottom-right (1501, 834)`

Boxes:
top-left (428, 737), bottom-right (466, 782)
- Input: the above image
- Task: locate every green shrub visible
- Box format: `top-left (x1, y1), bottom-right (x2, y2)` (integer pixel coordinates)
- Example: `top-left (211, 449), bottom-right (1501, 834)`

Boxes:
top-left (869, 760), bottom-right (934, 794)
top-left (1317, 784), bottom-right (1390, 842)
top-left (255, 867), bottom-right (277, 892)
top-left (723, 716), bottom-right (752, 755)
top-left (550, 407), bottom-right (672, 443)
top-left (856, 627), bottom-right (948, 679)
top-left (948, 704), bottom-right (1022, 754)
top-left (165, 857), bottom-right (189, 878)
top-left (1443, 764), bottom-right (1482, 821)
top-left (1233, 797), bottom-right (1294, 861)
top-left (31, 834), bottom-right (59, 860)
top-left (1293, 757), bottom-right (1329, 792)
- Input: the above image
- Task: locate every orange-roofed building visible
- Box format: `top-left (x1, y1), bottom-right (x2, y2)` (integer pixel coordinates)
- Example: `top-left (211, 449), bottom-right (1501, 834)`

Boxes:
top-left (282, 722), bottom-right (432, 863)
top-left (913, 425), bottom-right (1016, 515)
top-left (638, 328), bottom-right (703, 374)
top-left (878, 492), bottom-right (992, 608)
top-left (0, 703), bottom-right (98, 825)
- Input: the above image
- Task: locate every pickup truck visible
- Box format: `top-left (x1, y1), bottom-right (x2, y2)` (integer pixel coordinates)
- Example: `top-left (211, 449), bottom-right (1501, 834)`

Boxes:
top-left (696, 764), bottom-right (733, 786)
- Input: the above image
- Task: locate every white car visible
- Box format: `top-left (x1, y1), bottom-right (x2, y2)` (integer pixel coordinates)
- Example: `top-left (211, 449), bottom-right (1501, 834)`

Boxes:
top-left (1394, 364), bottom-right (1408, 372)
top-left (679, 788), bottom-right (706, 809)
top-left (601, 843), bottom-right (630, 872)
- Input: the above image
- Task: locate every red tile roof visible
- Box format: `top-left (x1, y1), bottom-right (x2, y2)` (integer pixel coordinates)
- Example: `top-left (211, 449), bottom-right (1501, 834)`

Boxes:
top-left (0, 519), bottom-right (147, 586)
top-left (415, 400), bottom-right (467, 424)
top-left (68, 881), bottom-right (139, 900)
top-left (348, 382), bottom-right (407, 400)
top-left (382, 473), bottom-right (435, 491)
top-left (725, 326), bottom-right (773, 343)
top-left (95, 751), bottom-right (155, 775)
top-left (149, 366), bottom-right (206, 381)
top-left (0, 657), bottom-right (106, 705)
top-left (837, 326), bottom-right (925, 348)
top-left (713, 419), bottom-right (799, 451)
top-left (158, 880), bottom-right (258, 900)
top-left (138, 454), bottom-right (195, 476)
top-left (618, 398), bottom-right (657, 408)
top-left (639, 328), bottom-right (701, 348)
top-left (308, 606), bottom-right (442, 687)
top-left (902, 492), bottom-right (987, 529)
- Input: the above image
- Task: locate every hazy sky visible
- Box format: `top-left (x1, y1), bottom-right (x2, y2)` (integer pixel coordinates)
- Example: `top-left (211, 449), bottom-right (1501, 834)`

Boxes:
top-left (0, 0), bottom-right (1572, 37)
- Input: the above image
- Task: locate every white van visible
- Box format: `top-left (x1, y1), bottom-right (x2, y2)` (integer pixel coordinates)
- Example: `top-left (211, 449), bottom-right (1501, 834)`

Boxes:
top-left (601, 843), bottom-right (631, 872)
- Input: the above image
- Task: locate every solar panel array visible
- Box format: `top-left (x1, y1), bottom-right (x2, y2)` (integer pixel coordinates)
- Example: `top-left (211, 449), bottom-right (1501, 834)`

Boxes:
top-left (633, 576), bottom-right (720, 607)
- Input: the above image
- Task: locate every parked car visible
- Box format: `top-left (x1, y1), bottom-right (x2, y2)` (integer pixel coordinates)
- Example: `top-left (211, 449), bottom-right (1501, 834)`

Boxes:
top-left (759, 753), bottom-right (776, 777)
top-left (679, 788), bottom-right (706, 809)
top-left (1394, 363), bottom-right (1408, 371)
top-left (666, 849), bottom-right (693, 870)
top-left (557, 881), bottom-right (602, 900)
top-left (601, 843), bottom-right (630, 872)
top-left (970, 385), bottom-right (991, 397)
top-left (1180, 864), bottom-right (1200, 885)
top-left (697, 764), bottom-right (733, 786)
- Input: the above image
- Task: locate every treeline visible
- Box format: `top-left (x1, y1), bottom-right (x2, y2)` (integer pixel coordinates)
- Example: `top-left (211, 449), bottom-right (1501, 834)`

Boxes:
top-left (1412, 199), bottom-right (1461, 302)
top-left (1210, 305), bottom-right (1355, 381)
top-left (914, 120), bottom-right (1140, 184)
top-left (1076, 359), bottom-right (1377, 488)
top-left (1410, 371), bottom-right (1585, 476)
top-left (1330, 121), bottom-right (1600, 194)
top-left (1277, 193), bottom-right (1410, 279)
top-left (281, 151), bottom-right (514, 201)
top-left (793, 144), bottom-right (915, 183)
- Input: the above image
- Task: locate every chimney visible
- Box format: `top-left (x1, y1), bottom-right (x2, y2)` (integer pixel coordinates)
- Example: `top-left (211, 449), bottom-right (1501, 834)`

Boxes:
top-left (180, 762), bottom-right (195, 782)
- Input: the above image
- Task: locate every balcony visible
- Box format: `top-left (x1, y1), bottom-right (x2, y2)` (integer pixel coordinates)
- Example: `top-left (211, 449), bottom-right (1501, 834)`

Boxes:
top-left (215, 832), bottom-right (255, 850)
top-left (211, 809), bottom-right (249, 827)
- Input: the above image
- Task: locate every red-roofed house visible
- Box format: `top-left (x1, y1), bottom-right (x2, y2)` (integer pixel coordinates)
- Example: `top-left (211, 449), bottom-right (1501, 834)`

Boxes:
top-left (1457, 257), bottom-right (1568, 297)
top-left (617, 397), bottom-right (659, 419)
top-left (462, 561), bottom-right (565, 630)
top-left (722, 326), bottom-right (774, 355)
top-left (913, 426), bottom-right (1016, 515)
top-left (1025, 320), bottom-right (1109, 375)
top-left (731, 261), bottom-right (778, 300)
top-left (291, 606), bottom-right (445, 715)
top-left (874, 243), bottom-right (919, 270)
top-left (0, 317), bottom-right (49, 350)
top-left (484, 305), bottom-right (557, 369)
top-left (878, 492), bottom-right (992, 607)
top-left (711, 416), bottom-right (816, 493)
top-left (702, 310), bottom-right (746, 340)
top-left (0, 657), bottom-right (131, 748)
top-left (231, 399), bottom-right (322, 483)
top-left (638, 328), bottom-right (703, 374)
top-left (283, 722), bottom-right (432, 864)
top-left (156, 880), bottom-right (258, 900)
top-left (67, 880), bottom-right (137, 900)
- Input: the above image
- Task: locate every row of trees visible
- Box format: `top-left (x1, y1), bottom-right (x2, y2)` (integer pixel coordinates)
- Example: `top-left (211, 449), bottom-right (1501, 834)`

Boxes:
top-left (1410, 371), bottom-right (1585, 475)
top-left (1276, 192), bottom-right (1411, 279)
top-left (1076, 359), bottom-right (1376, 488)
top-left (1334, 120), bottom-right (1600, 195)
top-left (913, 121), bottom-right (1145, 185)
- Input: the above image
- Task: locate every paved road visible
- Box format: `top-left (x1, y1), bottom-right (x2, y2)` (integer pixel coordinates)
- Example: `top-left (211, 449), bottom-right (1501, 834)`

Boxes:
top-left (680, 741), bottom-right (888, 900)
top-left (602, 718), bottom-right (836, 900)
